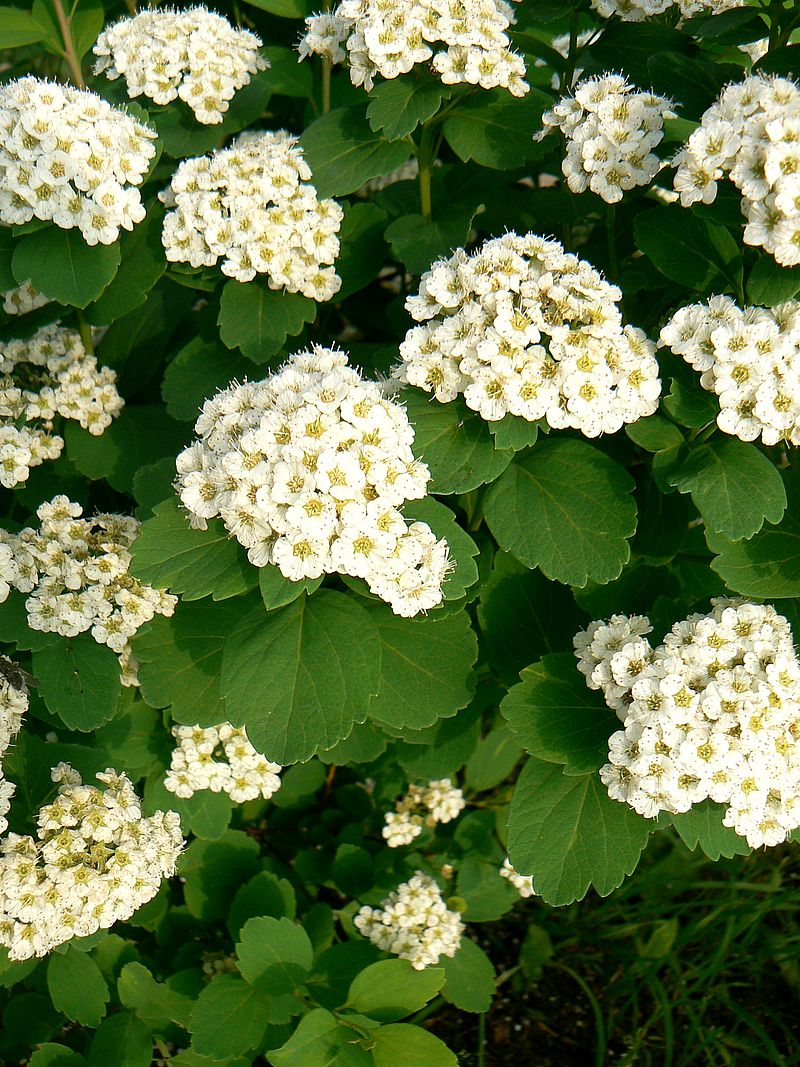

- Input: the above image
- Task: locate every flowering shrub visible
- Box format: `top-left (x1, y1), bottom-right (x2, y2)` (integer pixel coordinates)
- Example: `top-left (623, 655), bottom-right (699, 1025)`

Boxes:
top-left (1, 0), bottom-right (800, 1062)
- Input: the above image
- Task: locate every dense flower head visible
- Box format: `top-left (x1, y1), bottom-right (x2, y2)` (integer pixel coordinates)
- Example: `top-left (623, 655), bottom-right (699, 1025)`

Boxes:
top-left (0, 77), bottom-right (156, 244)
top-left (500, 857), bottom-right (535, 897)
top-left (2, 281), bottom-right (50, 317)
top-left (93, 7), bottom-right (267, 125)
top-left (0, 658), bottom-right (28, 836)
top-left (176, 346), bottom-right (450, 618)
top-left (354, 871), bottom-right (464, 968)
top-left (0, 496), bottom-right (177, 685)
top-left (0, 324), bottom-right (123, 489)
top-left (160, 131), bottom-right (343, 296)
top-left (575, 599), bottom-right (800, 848)
top-left (397, 232), bottom-right (660, 436)
top-left (165, 723), bottom-right (283, 803)
top-left (0, 763), bottom-right (183, 959)
top-left (591, 0), bottom-right (743, 20)
top-left (660, 296), bottom-right (800, 445)
top-left (382, 778), bottom-right (465, 846)
top-left (673, 74), bottom-right (800, 266)
top-left (298, 0), bottom-right (528, 96)
top-left (540, 74), bottom-right (675, 204)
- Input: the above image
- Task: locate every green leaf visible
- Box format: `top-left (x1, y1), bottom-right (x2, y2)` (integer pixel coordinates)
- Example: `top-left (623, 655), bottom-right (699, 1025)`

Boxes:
top-left (483, 439), bottom-right (637, 587)
top-left (669, 438), bottom-right (786, 540)
top-left (625, 415), bottom-right (684, 453)
top-left (28, 1046), bottom-right (86, 1067)
top-left (227, 871), bottom-right (297, 939)
top-left (345, 960), bottom-right (444, 1022)
top-left (746, 257), bottom-right (800, 306)
top-left (366, 604), bottom-right (477, 731)
top-left (32, 0), bottom-right (102, 58)
top-left (95, 700), bottom-right (164, 781)
top-left (268, 1009), bottom-right (339, 1067)
top-left (385, 204), bottom-right (478, 275)
top-left (395, 691), bottom-right (484, 777)
top-left (488, 415), bottom-right (541, 452)
top-left (217, 282), bottom-right (317, 364)
top-left (335, 202), bottom-right (390, 300)
top-left (220, 591), bottom-right (382, 764)
top-left (86, 204), bottom-right (166, 325)
top-left (260, 568), bottom-right (323, 611)
top-left (501, 652), bottom-right (618, 774)
top-left (299, 106), bottom-right (411, 198)
top-left (189, 975), bottom-right (271, 1059)
top-left (181, 830), bottom-right (260, 921)
top-left (33, 635), bottom-right (121, 731)
top-left (668, 801), bottom-right (752, 861)
top-left (261, 46), bottom-right (314, 98)
top-left (130, 498), bottom-right (258, 602)
top-left (367, 79), bottom-right (449, 140)
top-left (402, 496), bottom-right (480, 603)
top-left (662, 378), bottom-right (718, 429)
top-left (162, 336), bottom-right (252, 423)
top-left (12, 227), bottom-right (120, 308)
top-left (88, 1007), bottom-right (152, 1067)
top-left (0, 8), bottom-right (46, 47)
top-left (507, 757), bottom-right (652, 905)
top-left (442, 89), bottom-right (551, 169)
top-left (634, 205), bottom-right (737, 290)
top-left (47, 948), bottom-right (109, 1028)
top-left (683, 7), bottom-right (767, 44)
top-left (319, 720), bottom-right (388, 765)
top-left (464, 725), bottom-right (523, 792)
top-left (441, 938), bottom-right (495, 1014)
top-left (403, 389), bottom-right (512, 494)
top-left (371, 1023), bottom-right (457, 1067)
top-left (457, 857), bottom-right (519, 921)
top-left (134, 598), bottom-right (245, 726)
top-left (118, 962), bottom-right (194, 1031)
top-left (244, 0), bottom-right (306, 15)
top-left (236, 916), bottom-right (313, 996)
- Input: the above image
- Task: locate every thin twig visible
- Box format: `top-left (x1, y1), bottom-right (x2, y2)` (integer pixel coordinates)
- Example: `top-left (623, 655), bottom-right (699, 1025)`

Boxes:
top-left (52, 0), bottom-right (85, 87)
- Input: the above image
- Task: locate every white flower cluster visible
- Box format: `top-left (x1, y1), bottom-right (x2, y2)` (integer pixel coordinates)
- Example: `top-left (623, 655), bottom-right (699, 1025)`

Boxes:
top-left (660, 296), bottom-right (800, 445)
top-left (0, 77), bottom-right (156, 245)
top-left (160, 131), bottom-right (343, 296)
top-left (397, 232), bottom-right (660, 436)
top-left (499, 857), bottom-right (535, 898)
top-left (0, 324), bottom-right (123, 489)
top-left (674, 75), bottom-right (800, 267)
top-left (354, 872), bottom-right (464, 968)
top-left (298, 0), bottom-right (528, 97)
top-left (164, 723), bottom-right (282, 804)
top-left (0, 496), bottom-right (177, 685)
top-left (540, 74), bottom-right (675, 204)
top-left (0, 763), bottom-right (183, 960)
top-left (93, 7), bottom-right (267, 125)
top-left (176, 346), bottom-right (450, 618)
top-left (0, 659), bottom-right (28, 836)
top-left (2, 281), bottom-right (50, 317)
top-left (382, 778), bottom-right (465, 846)
top-left (575, 599), bottom-right (800, 849)
top-left (591, 0), bottom-right (741, 20)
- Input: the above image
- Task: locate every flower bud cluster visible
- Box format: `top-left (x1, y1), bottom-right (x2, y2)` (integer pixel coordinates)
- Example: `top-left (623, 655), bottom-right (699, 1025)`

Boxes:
top-left (382, 778), bottom-right (465, 846)
top-left (354, 872), bottom-right (464, 968)
top-left (93, 7), bottom-right (267, 125)
top-left (500, 857), bottom-right (535, 897)
top-left (0, 658), bottom-right (28, 835)
top-left (2, 281), bottom-right (50, 316)
top-left (176, 346), bottom-right (450, 618)
top-left (0, 496), bottom-right (177, 685)
top-left (298, 0), bottom-right (528, 97)
top-left (575, 599), bottom-right (800, 848)
top-left (0, 763), bottom-right (183, 960)
top-left (674, 74), bottom-right (800, 266)
top-left (160, 131), bottom-right (343, 296)
top-left (660, 296), bottom-right (800, 446)
top-left (397, 232), bottom-right (660, 436)
top-left (540, 74), bottom-right (675, 204)
top-left (0, 324), bottom-right (123, 488)
top-left (0, 77), bottom-right (156, 244)
top-left (591, 0), bottom-right (742, 19)
top-left (164, 723), bottom-right (282, 804)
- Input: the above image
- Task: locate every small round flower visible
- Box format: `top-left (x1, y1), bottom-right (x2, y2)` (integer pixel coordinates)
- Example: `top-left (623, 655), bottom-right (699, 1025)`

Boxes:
top-left (382, 778), bottom-right (465, 845)
top-left (164, 723), bottom-right (283, 803)
top-left (500, 857), bottom-right (535, 898)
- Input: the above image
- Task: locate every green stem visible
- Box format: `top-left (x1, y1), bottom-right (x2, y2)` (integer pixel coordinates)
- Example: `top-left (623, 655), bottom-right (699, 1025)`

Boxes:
top-left (77, 312), bottom-right (94, 356)
top-left (52, 0), bottom-right (84, 87)
top-left (321, 57), bottom-right (331, 114)
top-left (477, 1013), bottom-right (487, 1067)
top-left (417, 121), bottom-right (436, 222)
top-left (409, 994), bottom-right (444, 1026)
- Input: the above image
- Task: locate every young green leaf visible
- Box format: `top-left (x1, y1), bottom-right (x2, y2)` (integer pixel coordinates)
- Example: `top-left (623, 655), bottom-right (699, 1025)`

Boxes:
top-left (371, 1024), bottom-right (458, 1067)
top-left (47, 948), bottom-right (109, 1028)
top-left (442, 89), bottom-right (551, 169)
top-left (12, 226), bottom-right (120, 308)
top-left (344, 959), bottom-right (445, 1022)
top-left (217, 281), bottom-right (317, 364)
top-left (440, 938), bottom-right (495, 1014)
top-left (299, 106), bottom-right (412, 197)
top-left (33, 635), bottom-right (121, 731)
top-left (189, 975), bottom-right (271, 1059)
top-left (236, 916), bottom-right (313, 996)
top-left (367, 79), bottom-right (449, 140)
top-left (667, 801), bottom-right (752, 861)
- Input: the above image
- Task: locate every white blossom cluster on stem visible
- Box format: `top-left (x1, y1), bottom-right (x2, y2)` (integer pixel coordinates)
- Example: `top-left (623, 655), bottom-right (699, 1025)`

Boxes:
top-left (574, 599), bottom-right (800, 848)
top-left (0, 496), bottom-right (177, 685)
top-left (591, 0), bottom-right (742, 19)
top-left (673, 74), bottom-right (800, 266)
top-left (382, 778), bottom-right (465, 846)
top-left (0, 763), bottom-right (183, 960)
top-left (298, 0), bottom-right (528, 96)
top-left (499, 857), bottom-right (535, 897)
top-left (540, 74), bottom-right (675, 204)
top-left (93, 7), bottom-right (267, 125)
top-left (0, 77), bottom-right (156, 244)
top-left (164, 723), bottom-right (282, 804)
top-left (660, 296), bottom-right (800, 445)
top-left (0, 324), bottom-right (123, 489)
top-left (354, 871), bottom-right (464, 968)
top-left (160, 131), bottom-right (343, 296)
top-left (397, 232), bottom-right (660, 436)
top-left (0, 658), bottom-right (28, 836)
top-left (2, 281), bottom-right (50, 317)
top-left (176, 346), bottom-right (451, 618)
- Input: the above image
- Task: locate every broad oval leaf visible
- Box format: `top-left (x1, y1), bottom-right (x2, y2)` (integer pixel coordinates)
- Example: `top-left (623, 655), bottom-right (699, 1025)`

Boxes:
top-left (12, 226), bottom-right (121, 308)
top-left (299, 105), bottom-right (411, 197)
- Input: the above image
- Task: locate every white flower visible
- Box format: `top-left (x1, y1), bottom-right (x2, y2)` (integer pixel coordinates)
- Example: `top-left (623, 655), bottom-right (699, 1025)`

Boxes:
top-left (500, 857), bottom-right (535, 898)
top-left (165, 723), bottom-right (282, 803)
top-left (591, 0), bottom-right (743, 20)
top-left (382, 778), bottom-right (465, 845)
